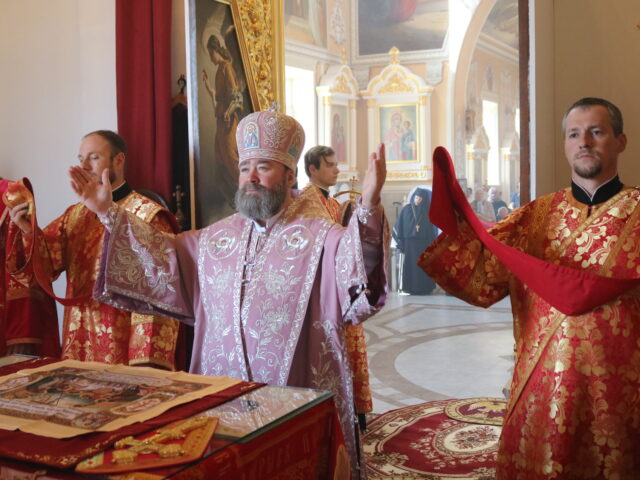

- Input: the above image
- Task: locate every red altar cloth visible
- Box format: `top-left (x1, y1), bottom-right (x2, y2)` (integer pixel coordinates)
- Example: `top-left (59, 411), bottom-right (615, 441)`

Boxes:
top-left (170, 397), bottom-right (350, 480)
top-left (0, 358), bottom-right (262, 468)
top-left (0, 359), bottom-right (348, 479)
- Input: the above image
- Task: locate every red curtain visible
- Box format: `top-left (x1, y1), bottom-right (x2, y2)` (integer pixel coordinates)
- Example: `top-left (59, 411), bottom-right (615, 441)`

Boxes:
top-left (115, 0), bottom-right (173, 206)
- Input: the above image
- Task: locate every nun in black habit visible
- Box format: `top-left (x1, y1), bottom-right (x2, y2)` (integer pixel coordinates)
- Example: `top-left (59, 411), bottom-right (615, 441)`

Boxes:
top-left (392, 187), bottom-right (438, 294)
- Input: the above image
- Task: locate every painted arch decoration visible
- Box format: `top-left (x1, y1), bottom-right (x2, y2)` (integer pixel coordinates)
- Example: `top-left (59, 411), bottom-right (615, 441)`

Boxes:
top-left (316, 61), bottom-right (360, 182)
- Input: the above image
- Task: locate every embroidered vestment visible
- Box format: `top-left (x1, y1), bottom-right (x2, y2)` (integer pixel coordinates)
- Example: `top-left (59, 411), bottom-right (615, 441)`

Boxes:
top-left (94, 187), bottom-right (388, 479)
top-left (9, 186), bottom-right (180, 369)
top-left (306, 183), bottom-right (373, 415)
top-left (420, 187), bottom-right (640, 478)
top-left (0, 179), bottom-right (59, 356)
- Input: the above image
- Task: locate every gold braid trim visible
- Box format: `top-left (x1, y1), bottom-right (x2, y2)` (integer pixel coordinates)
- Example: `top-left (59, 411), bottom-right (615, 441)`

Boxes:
top-left (121, 192), bottom-right (164, 223)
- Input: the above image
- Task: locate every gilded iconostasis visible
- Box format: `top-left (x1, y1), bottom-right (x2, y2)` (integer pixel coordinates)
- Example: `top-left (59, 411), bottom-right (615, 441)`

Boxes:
top-left (283, 0), bottom-right (520, 227)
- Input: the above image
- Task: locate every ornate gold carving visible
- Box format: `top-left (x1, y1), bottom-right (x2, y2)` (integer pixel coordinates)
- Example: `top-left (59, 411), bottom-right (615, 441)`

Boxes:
top-left (322, 96), bottom-right (331, 106)
top-left (389, 46), bottom-right (400, 64)
top-left (419, 95), bottom-right (429, 106)
top-left (112, 449), bottom-right (137, 464)
top-left (232, 1), bottom-right (282, 111)
top-left (331, 74), bottom-right (351, 94)
top-left (349, 99), bottom-right (356, 109)
top-left (379, 71), bottom-right (414, 94)
top-left (367, 99), bottom-right (377, 108)
top-left (333, 176), bottom-right (361, 202)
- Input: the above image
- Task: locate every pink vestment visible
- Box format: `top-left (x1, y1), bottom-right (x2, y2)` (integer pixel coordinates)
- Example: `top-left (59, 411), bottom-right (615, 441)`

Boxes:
top-left (94, 187), bottom-right (388, 479)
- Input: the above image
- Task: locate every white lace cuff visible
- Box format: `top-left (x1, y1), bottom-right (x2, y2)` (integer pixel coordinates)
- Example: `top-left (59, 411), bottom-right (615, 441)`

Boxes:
top-left (356, 203), bottom-right (380, 225)
top-left (97, 203), bottom-right (119, 232)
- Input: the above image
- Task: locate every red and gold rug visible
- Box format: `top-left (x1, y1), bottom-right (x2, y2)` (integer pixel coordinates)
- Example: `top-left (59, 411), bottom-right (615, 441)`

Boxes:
top-left (364, 398), bottom-right (506, 479)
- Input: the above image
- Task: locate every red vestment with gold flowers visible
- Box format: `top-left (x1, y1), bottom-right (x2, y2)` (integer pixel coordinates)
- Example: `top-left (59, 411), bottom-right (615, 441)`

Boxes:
top-left (8, 185), bottom-right (180, 369)
top-left (420, 186), bottom-right (640, 478)
top-left (0, 179), bottom-right (59, 356)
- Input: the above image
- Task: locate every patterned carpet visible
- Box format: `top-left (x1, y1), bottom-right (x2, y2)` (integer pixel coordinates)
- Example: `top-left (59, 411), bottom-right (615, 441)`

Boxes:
top-left (363, 398), bottom-right (506, 479)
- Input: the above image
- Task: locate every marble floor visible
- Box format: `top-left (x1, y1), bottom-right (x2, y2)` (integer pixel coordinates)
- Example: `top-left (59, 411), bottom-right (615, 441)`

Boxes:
top-left (365, 291), bottom-right (514, 414)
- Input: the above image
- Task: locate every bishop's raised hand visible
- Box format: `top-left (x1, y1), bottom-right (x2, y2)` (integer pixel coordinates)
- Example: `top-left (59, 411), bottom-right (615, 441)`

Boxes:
top-left (361, 143), bottom-right (387, 209)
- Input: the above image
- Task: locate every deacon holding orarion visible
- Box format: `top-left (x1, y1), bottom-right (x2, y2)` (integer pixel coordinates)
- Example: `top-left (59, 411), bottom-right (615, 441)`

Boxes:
top-left (69, 108), bottom-right (389, 479)
top-left (420, 97), bottom-right (640, 478)
top-left (7, 131), bottom-right (180, 369)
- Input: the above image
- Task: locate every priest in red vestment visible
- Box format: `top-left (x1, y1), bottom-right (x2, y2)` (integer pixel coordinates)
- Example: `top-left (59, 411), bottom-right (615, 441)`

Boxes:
top-left (6, 131), bottom-right (180, 369)
top-left (303, 145), bottom-right (374, 429)
top-left (420, 98), bottom-right (640, 478)
top-left (0, 179), bottom-right (59, 357)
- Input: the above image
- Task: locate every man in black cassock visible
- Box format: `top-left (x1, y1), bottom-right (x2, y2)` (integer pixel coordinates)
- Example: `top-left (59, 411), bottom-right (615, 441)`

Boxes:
top-left (392, 188), bottom-right (438, 294)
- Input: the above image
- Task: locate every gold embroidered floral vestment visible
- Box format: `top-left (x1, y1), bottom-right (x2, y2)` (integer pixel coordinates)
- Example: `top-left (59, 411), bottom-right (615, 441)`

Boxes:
top-left (420, 186), bottom-right (640, 479)
top-left (10, 188), bottom-right (180, 369)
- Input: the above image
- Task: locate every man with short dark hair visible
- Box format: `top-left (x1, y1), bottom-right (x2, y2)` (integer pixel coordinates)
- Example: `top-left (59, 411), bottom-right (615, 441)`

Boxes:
top-left (70, 111), bottom-right (389, 479)
top-left (304, 145), bottom-right (339, 201)
top-left (420, 97), bottom-right (640, 477)
top-left (7, 130), bottom-right (180, 369)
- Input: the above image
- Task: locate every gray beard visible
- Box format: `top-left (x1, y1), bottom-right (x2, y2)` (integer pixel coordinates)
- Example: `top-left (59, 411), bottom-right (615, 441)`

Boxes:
top-left (234, 180), bottom-right (287, 221)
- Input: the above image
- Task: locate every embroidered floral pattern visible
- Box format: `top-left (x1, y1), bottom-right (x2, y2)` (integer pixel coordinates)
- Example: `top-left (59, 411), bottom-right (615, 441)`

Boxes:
top-left (260, 264), bottom-right (302, 300)
top-left (206, 228), bottom-right (240, 260)
top-left (39, 193), bottom-right (180, 369)
top-left (276, 225), bottom-right (312, 259)
top-left (422, 187), bottom-right (640, 478)
top-left (99, 184), bottom-right (388, 480)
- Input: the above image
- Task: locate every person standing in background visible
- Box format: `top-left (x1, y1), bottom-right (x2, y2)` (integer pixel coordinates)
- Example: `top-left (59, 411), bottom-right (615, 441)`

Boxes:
top-left (393, 188), bottom-right (438, 294)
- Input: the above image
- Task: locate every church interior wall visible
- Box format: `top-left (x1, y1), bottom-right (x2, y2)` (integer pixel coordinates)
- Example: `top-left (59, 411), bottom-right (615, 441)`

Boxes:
top-left (449, 0), bottom-right (497, 174)
top-left (171, 0), bottom-right (187, 99)
top-left (326, 0), bottom-right (350, 55)
top-left (284, 1), bottom-right (511, 221)
top-left (529, 0), bottom-right (555, 199)
top-left (551, 0), bottom-right (640, 193)
top-left (284, 18), bottom-right (317, 46)
top-left (0, 0), bottom-right (117, 326)
top-left (0, 0), bottom-right (117, 229)
top-left (533, 0), bottom-right (640, 197)
top-left (464, 46), bottom-right (519, 198)
top-left (429, 61), bottom-right (449, 172)
top-left (284, 0), bottom-right (346, 56)
top-left (4, 0), bottom-right (640, 243)
top-left (354, 92), bottom-right (369, 183)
